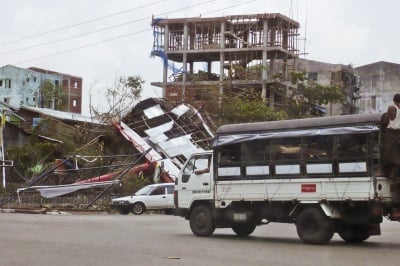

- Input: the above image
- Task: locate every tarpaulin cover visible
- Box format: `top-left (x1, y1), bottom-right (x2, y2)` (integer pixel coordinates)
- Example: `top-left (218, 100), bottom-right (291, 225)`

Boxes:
top-left (17, 180), bottom-right (119, 198)
top-left (214, 125), bottom-right (379, 147)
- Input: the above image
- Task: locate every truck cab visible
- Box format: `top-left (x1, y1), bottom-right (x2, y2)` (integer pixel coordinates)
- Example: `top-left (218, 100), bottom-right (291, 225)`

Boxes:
top-left (174, 151), bottom-right (213, 212)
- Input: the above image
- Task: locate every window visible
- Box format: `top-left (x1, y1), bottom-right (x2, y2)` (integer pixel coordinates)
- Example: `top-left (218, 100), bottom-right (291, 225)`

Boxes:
top-left (330, 72), bottom-right (336, 81)
top-left (182, 154), bottom-right (211, 183)
top-left (218, 143), bottom-right (241, 166)
top-left (72, 99), bottom-right (77, 107)
top-left (55, 80), bottom-right (60, 87)
top-left (273, 137), bottom-right (302, 161)
top-left (217, 144), bottom-right (242, 179)
top-left (27, 78), bottom-right (30, 82)
top-left (32, 118), bottom-right (41, 127)
top-left (150, 186), bottom-right (165, 196)
top-left (243, 140), bottom-right (270, 163)
top-left (242, 140), bottom-right (271, 178)
top-left (0, 80), bottom-right (2, 87)
top-left (303, 135), bottom-right (333, 160)
top-left (166, 186), bottom-right (174, 194)
top-left (308, 72), bottom-right (318, 81)
top-left (182, 157), bottom-right (196, 183)
top-left (337, 134), bottom-right (368, 158)
top-left (5, 79), bottom-right (11, 88)
top-left (304, 135), bottom-right (334, 175)
top-left (74, 81), bottom-right (78, 88)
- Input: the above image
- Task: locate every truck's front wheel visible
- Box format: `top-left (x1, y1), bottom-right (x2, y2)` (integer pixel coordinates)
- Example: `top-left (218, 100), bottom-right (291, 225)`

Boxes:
top-left (296, 207), bottom-right (334, 244)
top-left (232, 223), bottom-right (256, 237)
top-left (189, 205), bottom-right (215, 236)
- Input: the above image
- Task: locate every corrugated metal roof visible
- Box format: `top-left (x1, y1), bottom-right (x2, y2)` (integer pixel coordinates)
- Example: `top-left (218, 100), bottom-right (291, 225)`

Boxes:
top-left (143, 104), bottom-right (164, 119)
top-left (171, 104), bottom-right (190, 118)
top-left (158, 135), bottom-right (200, 158)
top-left (20, 106), bottom-right (103, 124)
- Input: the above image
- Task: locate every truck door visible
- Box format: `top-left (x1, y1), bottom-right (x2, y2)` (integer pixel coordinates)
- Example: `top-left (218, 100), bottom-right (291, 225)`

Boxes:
top-left (176, 153), bottom-right (212, 209)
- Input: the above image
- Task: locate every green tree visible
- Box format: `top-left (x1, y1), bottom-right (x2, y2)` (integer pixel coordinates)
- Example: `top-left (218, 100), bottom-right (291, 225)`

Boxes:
top-left (6, 142), bottom-right (61, 184)
top-left (286, 72), bottom-right (345, 118)
top-left (220, 87), bottom-right (288, 124)
top-left (40, 79), bottom-right (65, 110)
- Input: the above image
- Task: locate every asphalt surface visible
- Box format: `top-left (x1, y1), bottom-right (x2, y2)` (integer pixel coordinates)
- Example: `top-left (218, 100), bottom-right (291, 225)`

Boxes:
top-left (1, 212), bottom-right (400, 266)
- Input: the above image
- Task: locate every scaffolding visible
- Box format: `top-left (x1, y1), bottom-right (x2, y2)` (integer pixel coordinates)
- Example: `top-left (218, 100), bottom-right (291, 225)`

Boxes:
top-left (151, 13), bottom-right (300, 112)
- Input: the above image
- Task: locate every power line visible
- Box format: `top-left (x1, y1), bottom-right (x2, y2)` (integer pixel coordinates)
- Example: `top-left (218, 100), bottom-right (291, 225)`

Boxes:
top-left (14, 0), bottom-right (262, 64)
top-left (0, 0), bottom-right (168, 47)
top-left (0, 17), bottom-right (150, 56)
top-left (14, 28), bottom-right (150, 65)
top-left (5, 0), bottom-right (216, 58)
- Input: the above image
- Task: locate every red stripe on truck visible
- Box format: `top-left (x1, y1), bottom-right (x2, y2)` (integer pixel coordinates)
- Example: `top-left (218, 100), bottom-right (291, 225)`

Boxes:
top-left (301, 183), bottom-right (316, 193)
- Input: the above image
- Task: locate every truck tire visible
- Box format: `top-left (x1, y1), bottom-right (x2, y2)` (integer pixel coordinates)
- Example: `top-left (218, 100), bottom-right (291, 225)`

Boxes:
top-left (132, 202), bottom-right (145, 215)
top-left (232, 223), bottom-right (256, 237)
top-left (338, 224), bottom-right (370, 243)
top-left (189, 205), bottom-right (215, 237)
top-left (296, 207), bottom-right (334, 244)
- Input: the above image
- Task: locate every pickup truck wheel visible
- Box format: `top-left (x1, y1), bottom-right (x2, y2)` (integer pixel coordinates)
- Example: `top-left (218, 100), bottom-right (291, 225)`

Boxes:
top-left (189, 205), bottom-right (215, 236)
top-left (132, 202), bottom-right (145, 215)
top-left (296, 207), bottom-right (334, 244)
top-left (338, 224), bottom-right (370, 243)
top-left (232, 223), bottom-right (256, 237)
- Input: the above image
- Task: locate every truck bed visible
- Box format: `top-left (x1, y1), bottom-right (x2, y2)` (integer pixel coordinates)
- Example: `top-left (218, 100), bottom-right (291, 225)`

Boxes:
top-left (215, 177), bottom-right (395, 207)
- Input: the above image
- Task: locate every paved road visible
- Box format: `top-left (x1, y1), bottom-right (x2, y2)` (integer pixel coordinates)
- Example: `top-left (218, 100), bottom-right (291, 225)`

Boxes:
top-left (1, 212), bottom-right (400, 266)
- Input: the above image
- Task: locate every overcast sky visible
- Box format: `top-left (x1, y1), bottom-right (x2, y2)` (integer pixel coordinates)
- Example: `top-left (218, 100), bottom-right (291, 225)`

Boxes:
top-left (1, 0), bottom-right (398, 115)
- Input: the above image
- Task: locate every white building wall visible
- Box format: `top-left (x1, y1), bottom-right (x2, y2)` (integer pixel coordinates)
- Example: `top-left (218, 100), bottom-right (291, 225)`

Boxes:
top-left (356, 61), bottom-right (400, 114)
top-left (296, 59), bottom-right (344, 116)
top-left (0, 65), bottom-right (61, 108)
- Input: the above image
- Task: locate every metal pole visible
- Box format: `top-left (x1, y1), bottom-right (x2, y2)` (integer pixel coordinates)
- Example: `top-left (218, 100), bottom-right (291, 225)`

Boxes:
top-left (86, 148), bottom-right (151, 208)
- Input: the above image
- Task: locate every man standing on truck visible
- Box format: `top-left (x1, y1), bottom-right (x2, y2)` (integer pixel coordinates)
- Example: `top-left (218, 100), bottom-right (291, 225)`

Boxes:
top-left (381, 93), bottom-right (400, 178)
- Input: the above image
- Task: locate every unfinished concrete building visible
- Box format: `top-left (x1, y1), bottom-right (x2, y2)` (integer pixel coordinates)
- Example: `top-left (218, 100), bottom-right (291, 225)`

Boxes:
top-left (151, 13), bottom-right (300, 114)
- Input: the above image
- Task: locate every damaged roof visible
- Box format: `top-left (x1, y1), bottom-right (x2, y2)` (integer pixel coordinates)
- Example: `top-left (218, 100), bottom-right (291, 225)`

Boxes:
top-left (122, 98), bottom-right (214, 165)
top-left (19, 106), bottom-right (103, 124)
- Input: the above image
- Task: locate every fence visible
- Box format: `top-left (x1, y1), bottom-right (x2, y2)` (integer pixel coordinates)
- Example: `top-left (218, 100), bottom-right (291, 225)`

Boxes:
top-left (1, 190), bottom-right (113, 210)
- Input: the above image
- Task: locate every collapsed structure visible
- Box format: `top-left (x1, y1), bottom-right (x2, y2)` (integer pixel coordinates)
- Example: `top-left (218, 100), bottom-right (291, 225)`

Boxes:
top-left (14, 98), bottom-right (214, 203)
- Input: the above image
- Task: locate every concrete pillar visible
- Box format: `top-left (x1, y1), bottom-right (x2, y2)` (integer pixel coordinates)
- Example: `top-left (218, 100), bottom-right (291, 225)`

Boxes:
top-left (262, 19), bottom-right (270, 106)
top-left (190, 62), bottom-right (194, 75)
top-left (182, 23), bottom-right (188, 102)
top-left (162, 25), bottom-right (169, 97)
top-left (219, 21), bottom-right (225, 108)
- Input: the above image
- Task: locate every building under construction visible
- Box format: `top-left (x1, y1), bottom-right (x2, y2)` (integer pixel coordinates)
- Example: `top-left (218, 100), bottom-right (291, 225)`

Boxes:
top-left (151, 13), bottom-right (300, 115)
